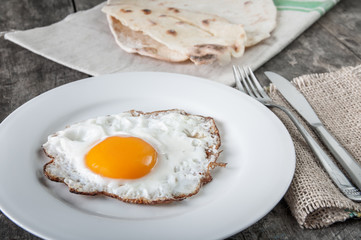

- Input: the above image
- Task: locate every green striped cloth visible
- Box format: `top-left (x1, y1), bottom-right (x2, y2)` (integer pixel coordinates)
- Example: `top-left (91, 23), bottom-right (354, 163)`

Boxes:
top-left (274, 0), bottom-right (339, 14)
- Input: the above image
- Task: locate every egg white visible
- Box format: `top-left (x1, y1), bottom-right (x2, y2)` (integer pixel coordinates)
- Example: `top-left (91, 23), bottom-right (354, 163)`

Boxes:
top-left (43, 110), bottom-right (221, 202)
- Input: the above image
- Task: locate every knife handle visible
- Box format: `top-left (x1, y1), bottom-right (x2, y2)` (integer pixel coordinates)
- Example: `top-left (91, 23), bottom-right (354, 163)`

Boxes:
top-left (270, 104), bottom-right (361, 201)
top-left (312, 124), bottom-right (361, 191)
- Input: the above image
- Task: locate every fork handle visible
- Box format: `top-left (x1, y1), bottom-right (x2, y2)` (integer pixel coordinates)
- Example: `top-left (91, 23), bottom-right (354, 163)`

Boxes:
top-left (312, 124), bottom-right (361, 191)
top-left (270, 104), bottom-right (361, 201)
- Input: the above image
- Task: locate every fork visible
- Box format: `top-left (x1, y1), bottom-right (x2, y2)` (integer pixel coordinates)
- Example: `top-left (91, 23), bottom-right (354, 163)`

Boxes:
top-left (232, 66), bottom-right (361, 202)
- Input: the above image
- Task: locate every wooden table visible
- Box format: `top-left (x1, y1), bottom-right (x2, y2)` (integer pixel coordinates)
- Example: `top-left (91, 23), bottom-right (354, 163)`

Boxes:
top-left (1, 0), bottom-right (360, 239)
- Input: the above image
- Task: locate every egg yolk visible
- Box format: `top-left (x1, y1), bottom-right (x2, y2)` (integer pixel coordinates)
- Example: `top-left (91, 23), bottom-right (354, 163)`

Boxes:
top-left (85, 136), bottom-right (157, 179)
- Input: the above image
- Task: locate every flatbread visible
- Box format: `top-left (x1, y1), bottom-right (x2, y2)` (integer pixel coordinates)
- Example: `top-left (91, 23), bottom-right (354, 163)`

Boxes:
top-left (103, 0), bottom-right (276, 64)
top-left (106, 15), bottom-right (188, 62)
top-left (102, 3), bottom-right (246, 64)
top-left (107, 0), bottom-right (277, 47)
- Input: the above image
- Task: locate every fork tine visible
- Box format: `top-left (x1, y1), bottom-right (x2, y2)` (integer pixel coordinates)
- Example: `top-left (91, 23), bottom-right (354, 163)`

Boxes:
top-left (241, 66), bottom-right (259, 98)
top-left (232, 65), bottom-right (245, 92)
top-left (233, 65), bottom-right (269, 100)
top-left (246, 66), bottom-right (269, 99)
top-left (238, 66), bottom-right (257, 98)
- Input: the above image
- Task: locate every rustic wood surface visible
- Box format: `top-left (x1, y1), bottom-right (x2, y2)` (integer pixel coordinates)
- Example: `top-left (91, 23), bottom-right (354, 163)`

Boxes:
top-left (1, 0), bottom-right (360, 239)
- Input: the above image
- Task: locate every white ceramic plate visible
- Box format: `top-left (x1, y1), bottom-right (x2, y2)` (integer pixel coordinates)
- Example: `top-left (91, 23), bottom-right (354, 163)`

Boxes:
top-left (0, 72), bottom-right (295, 240)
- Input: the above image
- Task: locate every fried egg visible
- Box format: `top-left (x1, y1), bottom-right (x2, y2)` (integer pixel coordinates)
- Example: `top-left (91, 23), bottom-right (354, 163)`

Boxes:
top-left (42, 109), bottom-right (223, 204)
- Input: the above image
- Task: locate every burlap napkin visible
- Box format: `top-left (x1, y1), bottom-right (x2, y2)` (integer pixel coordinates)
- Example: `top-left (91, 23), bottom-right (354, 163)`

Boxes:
top-left (268, 65), bottom-right (361, 229)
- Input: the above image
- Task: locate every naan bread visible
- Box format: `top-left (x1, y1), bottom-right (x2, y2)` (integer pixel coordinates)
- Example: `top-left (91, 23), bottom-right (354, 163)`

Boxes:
top-left (107, 0), bottom-right (277, 47)
top-left (102, 3), bottom-right (246, 64)
top-left (106, 15), bottom-right (188, 62)
top-left (103, 0), bottom-right (276, 64)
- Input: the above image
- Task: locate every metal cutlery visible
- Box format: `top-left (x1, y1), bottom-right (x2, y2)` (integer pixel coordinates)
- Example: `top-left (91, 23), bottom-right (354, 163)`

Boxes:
top-left (232, 66), bottom-right (361, 202)
top-left (265, 71), bottom-right (361, 192)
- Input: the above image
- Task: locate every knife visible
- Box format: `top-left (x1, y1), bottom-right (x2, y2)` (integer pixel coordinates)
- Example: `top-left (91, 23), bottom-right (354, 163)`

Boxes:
top-left (265, 71), bottom-right (361, 191)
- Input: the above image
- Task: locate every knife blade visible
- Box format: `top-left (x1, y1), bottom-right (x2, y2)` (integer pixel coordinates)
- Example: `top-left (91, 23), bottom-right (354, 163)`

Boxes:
top-left (265, 71), bottom-right (361, 191)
